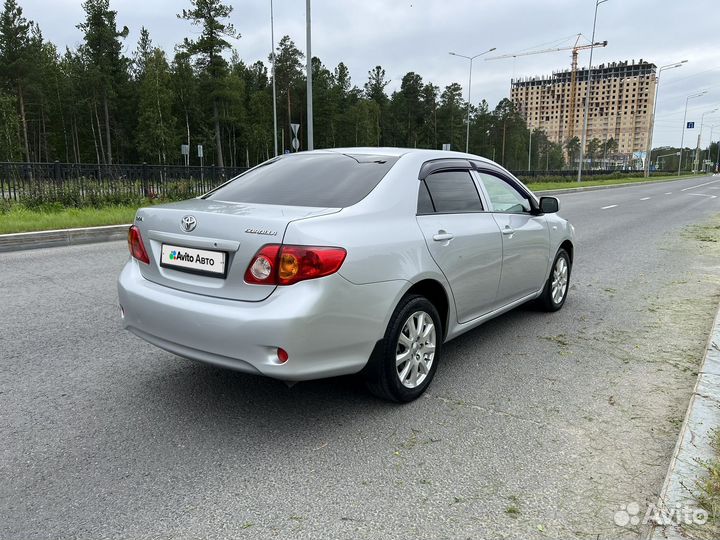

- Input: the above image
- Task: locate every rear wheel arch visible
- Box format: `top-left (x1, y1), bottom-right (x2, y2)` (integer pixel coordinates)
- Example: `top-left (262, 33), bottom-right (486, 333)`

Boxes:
top-left (404, 279), bottom-right (450, 340)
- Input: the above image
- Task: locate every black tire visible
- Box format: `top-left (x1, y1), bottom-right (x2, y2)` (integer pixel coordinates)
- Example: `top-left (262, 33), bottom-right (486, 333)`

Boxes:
top-left (365, 295), bottom-right (442, 403)
top-left (537, 248), bottom-right (571, 312)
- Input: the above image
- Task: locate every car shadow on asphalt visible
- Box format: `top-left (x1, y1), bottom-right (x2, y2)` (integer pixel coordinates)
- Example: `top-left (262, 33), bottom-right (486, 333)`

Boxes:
top-left (131, 301), bottom-right (552, 433)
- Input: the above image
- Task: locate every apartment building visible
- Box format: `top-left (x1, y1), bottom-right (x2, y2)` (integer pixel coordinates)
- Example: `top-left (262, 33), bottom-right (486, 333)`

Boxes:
top-left (510, 60), bottom-right (657, 158)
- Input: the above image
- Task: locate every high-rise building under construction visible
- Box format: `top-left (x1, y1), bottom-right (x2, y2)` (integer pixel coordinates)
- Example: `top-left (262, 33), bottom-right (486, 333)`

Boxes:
top-left (510, 60), bottom-right (657, 159)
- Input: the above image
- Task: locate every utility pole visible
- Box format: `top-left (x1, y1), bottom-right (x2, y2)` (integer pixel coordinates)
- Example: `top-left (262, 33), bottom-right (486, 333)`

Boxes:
top-left (678, 91), bottom-right (707, 175)
top-left (306, 0), bottom-right (314, 151)
top-left (270, 0), bottom-right (278, 157)
top-left (577, 0), bottom-right (607, 182)
top-left (449, 47), bottom-right (496, 153)
top-left (643, 60), bottom-right (687, 177)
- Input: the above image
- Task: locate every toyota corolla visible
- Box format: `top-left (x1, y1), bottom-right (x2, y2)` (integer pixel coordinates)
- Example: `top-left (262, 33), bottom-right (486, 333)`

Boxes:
top-left (118, 148), bottom-right (574, 402)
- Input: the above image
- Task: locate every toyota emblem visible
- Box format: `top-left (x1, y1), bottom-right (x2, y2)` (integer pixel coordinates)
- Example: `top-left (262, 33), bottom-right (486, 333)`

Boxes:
top-left (181, 215), bottom-right (197, 233)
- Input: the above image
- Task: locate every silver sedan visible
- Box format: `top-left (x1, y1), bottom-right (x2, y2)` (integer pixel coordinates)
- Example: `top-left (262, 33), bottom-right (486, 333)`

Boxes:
top-left (118, 148), bottom-right (574, 402)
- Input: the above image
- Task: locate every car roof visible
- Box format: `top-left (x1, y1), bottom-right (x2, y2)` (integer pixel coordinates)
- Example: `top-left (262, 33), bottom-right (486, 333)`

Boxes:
top-left (300, 147), bottom-right (497, 167)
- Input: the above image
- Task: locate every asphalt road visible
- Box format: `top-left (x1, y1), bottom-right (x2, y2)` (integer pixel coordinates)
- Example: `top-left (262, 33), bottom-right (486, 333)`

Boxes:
top-left (3, 175), bottom-right (720, 540)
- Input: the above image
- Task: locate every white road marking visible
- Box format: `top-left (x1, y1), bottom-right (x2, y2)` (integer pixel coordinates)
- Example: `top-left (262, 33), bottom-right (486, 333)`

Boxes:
top-left (601, 205), bottom-right (618, 210)
top-left (640, 197), bottom-right (651, 201)
top-left (687, 193), bottom-right (718, 199)
top-left (680, 178), bottom-right (720, 192)
top-left (665, 192), bottom-right (672, 195)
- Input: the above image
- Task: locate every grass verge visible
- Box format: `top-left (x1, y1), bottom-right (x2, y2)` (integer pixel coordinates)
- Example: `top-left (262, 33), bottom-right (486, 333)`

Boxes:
top-left (696, 429), bottom-right (720, 537)
top-left (0, 204), bottom-right (139, 234)
top-left (529, 174), bottom-right (690, 192)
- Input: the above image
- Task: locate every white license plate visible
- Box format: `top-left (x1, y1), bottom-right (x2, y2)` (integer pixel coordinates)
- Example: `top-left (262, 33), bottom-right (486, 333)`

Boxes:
top-left (160, 244), bottom-right (227, 277)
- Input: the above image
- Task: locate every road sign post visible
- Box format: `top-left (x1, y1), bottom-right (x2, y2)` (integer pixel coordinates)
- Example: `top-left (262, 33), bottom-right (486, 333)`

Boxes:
top-left (181, 144), bottom-right (189, 167)
top-left (198, 145), bottom-right (204, 181)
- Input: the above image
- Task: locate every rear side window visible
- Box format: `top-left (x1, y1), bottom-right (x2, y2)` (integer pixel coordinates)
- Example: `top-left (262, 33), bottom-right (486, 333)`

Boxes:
top-left (417, 182), bottom-right (435, 214)
top-left (424, 171), bottom-right (483, 213)
top-left (205, 153), bottom-right (399, 208)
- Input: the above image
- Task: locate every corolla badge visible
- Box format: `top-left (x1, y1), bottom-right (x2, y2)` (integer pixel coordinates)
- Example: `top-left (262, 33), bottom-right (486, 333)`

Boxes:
top-left (245, 228), bottom-right (278, 236)
top-left (181, 215), bottom-right (197, 233)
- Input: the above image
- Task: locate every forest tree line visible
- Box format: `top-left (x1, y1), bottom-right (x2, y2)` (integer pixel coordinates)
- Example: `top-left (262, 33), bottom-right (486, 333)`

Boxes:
top-left (0, 0), bottom-right (632, 171)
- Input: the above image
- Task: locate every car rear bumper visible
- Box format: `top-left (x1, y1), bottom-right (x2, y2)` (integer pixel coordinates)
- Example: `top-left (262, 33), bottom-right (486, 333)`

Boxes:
top-left (117, 260), bottom-right (405, 381)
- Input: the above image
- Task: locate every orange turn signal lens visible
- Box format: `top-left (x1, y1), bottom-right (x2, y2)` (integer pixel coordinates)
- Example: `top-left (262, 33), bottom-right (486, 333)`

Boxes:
top-left (279, 252), bottom-right (299, 280)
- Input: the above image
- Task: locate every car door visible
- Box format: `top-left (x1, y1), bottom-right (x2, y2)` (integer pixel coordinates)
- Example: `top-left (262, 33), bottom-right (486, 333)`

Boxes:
top-left (416, 167), bottom-right (503, 323)
top-left (475, 170), bottom-right (551, 305)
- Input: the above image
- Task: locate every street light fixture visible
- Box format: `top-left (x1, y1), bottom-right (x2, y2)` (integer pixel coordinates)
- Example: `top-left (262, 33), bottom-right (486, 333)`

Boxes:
top-left (577, 0), bottom-right (608, 182)
top-left (449, 47), bottom-right (497, 153)
top-left (643, 60), bottom-right (687, 177)
top-left (694, 108), bottom-right (718, 171)
top-left (678, 90), bottom-right (708, 176)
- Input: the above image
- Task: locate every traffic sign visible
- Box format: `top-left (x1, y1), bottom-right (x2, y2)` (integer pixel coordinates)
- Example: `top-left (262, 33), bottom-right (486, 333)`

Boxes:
top-left (442, 143), bottom-right (451, 151)
top-left (291, 123), bottom-right (300, 137)
top-left (197, 145), bottom-right (203, 158)
top-left (181, 144), bottom-right (189, 155)
top-left (292, 138), bottom-right (300, 151)
top-left (687, 122), bottom-right (695, 129)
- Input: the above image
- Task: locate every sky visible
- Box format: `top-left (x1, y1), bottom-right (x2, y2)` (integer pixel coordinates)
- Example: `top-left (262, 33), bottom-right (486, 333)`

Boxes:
top-left (19, 0), bottom-right (720, 149)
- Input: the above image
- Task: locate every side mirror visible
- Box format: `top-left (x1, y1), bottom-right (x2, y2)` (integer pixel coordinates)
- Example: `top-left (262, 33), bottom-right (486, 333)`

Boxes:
top-left (539, 196), bottom-right (559, 214)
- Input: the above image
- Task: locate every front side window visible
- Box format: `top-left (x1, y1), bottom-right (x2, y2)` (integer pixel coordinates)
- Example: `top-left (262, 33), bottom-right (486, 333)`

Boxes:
top-left (423, 170), bottom-right (483, 213)
top-left (478, 172), bottom-right (532, 213)
top-left (205, 153), bottom-right (399, 208)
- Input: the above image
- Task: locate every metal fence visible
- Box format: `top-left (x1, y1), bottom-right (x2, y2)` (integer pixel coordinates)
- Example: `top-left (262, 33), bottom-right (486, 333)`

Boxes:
top-left (0, 161), bottom-right (631, 204)
top-left (0, 162), bottom-right (249, 202)
top-left (512, 169), bottom-right (626, 179)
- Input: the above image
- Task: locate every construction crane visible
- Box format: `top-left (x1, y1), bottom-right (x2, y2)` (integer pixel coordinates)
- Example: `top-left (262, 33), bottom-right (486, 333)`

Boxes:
top-left (485, 35), bottom-right (608, 140)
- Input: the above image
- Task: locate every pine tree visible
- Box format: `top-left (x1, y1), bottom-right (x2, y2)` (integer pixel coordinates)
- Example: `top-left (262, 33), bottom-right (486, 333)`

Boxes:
top-left (137, 48), bottom-right (175, 164)
top-left (0, 0), bottom-right (37, 161)
top-left (179, 0), bottom-right (240, 168)
top-left (78, 0), bottom-right (130, 164)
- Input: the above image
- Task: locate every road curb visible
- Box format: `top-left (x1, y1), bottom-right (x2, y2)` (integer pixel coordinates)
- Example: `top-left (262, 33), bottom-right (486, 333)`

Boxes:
top-left (644, 303), bottom-right (720, 539)
top-left (535, 175), bottom-right (704, 195)
top-left (0, 224), bottom-right (131, 253)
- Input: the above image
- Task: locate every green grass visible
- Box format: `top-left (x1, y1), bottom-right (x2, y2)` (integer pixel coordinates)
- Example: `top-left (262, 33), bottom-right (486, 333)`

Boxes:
top-left (696, 429), bottom-right (720, 537)
top-left (0, 204), bottom-right (139, 234)
top-left (529, 174), bottom-right (689, 192)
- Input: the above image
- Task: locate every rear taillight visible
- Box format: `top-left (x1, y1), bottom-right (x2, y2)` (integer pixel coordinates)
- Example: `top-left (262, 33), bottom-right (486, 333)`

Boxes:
top-left (244, 244), bottom-right (347, 286)
top-left (128, 226), bottom-right (150, 265)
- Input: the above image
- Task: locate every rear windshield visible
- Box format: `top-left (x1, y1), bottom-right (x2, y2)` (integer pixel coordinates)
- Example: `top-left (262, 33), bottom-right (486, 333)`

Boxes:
top-left (205, 153), bottom-right (399, 208)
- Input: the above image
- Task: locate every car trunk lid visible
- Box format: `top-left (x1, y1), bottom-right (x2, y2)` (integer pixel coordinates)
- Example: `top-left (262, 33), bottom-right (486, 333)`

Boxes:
top-left (134, 198), bottom-right (338, 301)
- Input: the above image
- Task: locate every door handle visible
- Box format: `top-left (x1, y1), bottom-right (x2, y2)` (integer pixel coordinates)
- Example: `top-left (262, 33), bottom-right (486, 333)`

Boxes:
top-left (502, 226), bottom-right (515, 236)
top-left (432, 232), bottom-right (454, 242)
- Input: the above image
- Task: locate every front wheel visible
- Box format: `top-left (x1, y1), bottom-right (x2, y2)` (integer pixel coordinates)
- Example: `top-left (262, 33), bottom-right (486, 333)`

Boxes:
top-left (365, 295), bottom-right (442, 402)
top-left (537, 248), bottom-right (571, 312)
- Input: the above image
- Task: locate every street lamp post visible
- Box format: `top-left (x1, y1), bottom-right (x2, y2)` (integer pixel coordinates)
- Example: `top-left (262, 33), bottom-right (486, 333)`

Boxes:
top-left (577, 0), bottom-right (608, 182)
top-left (694, 108), bottom-right (718, 172)
top-left (643, 60), bottom-right (687, 177)
top-left (306, 0), bottom-right (314, 151)
top-left (707, 125), bottom-right (718, 172)
top-left (678, 91), bottom-right (707, 176)
top-left (270, 0), bottom-right (278, 157)
top-left (449, 47), bottom-right (496, 153)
